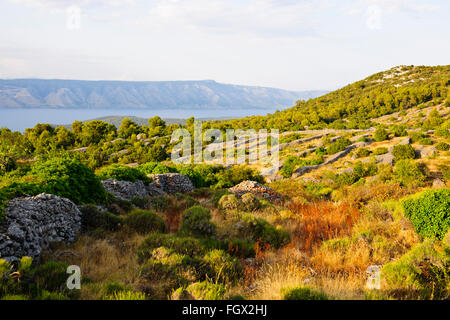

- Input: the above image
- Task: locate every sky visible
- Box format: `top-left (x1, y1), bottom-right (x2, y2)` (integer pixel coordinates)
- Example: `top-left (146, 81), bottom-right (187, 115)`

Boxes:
top-left (0, 0), bottom-right (448, 91)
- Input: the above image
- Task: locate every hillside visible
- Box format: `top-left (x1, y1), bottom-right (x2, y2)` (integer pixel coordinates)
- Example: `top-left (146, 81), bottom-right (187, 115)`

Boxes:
top-left (0, 65), bottom-right (449, 302)
top-left (0, 79), bottom-right (326, 109)
top-left (209, 65), bottom-right (450, 131)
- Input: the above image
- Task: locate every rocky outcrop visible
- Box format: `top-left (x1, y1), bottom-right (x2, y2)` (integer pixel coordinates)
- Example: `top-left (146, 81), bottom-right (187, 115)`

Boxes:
top-left (147, 173), bottom-right (194, 194)
top-left (432, 179), bottom-right (446, 188)
top-left (101, 179), bottom-right (149, 201)
top-left (229, 180), bottom-right (280, 201)
top-left (375, 153), bottom-right (395, 166)
top-left (417, 146), bottom-right (437, 159)
top-left (0, 193), bottom-right (81, 262)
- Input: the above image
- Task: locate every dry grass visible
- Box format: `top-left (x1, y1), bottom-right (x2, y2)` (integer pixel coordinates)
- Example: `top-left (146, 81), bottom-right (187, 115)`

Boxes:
top-left (45, 232), bottom-right (145, 299)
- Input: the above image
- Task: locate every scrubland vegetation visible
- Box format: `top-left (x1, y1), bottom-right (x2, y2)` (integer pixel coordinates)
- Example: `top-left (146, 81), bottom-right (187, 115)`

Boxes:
top-left (0, 65), bottom-right (449, 300)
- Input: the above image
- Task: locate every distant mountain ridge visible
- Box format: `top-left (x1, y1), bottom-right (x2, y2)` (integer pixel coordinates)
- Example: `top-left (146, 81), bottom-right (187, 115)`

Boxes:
top-left (0, 79), bottom-right (327, 109)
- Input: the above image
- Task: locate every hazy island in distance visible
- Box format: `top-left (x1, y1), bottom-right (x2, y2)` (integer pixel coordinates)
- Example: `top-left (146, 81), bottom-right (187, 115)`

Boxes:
top-left (0, 79), bottom-right (327, 109)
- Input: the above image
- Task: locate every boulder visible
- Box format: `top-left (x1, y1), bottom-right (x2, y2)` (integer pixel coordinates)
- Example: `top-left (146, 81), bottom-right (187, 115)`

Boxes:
top-left (418, 147), bottom-right (437, 159)
top-left (432, 179), bottom-right (446, 189)
top-left (375, 153), bottom-right (395, 166)
top-left (102, 179), bottom-right (149, 201)
top-left (0, 193), bottom-right (81, 261)
top-left (147, 173), bottom-right (194, 194)
top-left (229, 180), bottom-right (280, 201)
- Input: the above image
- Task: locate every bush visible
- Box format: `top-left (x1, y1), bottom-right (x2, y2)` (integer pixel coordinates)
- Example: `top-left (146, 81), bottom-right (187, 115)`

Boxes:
top-left (436, 142), bottom-right (449, 151)
top-left (408, 131), bottom-right (427, 143)
top-left (218, 194), bottom-right (240, 211)
top-left (31, 156), bottom-right (107, 204)
top-left (0, 154), bottom-right (17, 175)
top-left (178, 206), bottom-right (216, 238)
top-left (402, 189), bottom-right (450, 240)
top-left (96, 164), bottom-right (150, 183)
top-left (355, 148), bottom-right (371, 158)
top-left (373, 147), bottom-right (388, 155)
top-left (241, 214), bottom-right (290, 248)
top-left (241, 193), bottom-right (261, 211)
top-left (281, 156), bottom-right (323, 178)
top-left (138, 234), bottom-right (205, 262)
top-left (394, 160), bottom-right (425, 187)
top-left (124, 209), bottom-right (165, 235)
top-left (80, 205), bottom-right (123, 232)
top-left (214, 166), bottom-right (264, 189)
top-left (418, 137), bottom-right (434, 145)
top-left (281, 287), bottom-right (328, 300)
top-left (185, 281), bottom-right (226, 300)
top-left (382, 240), bottom-right (449, 299)
top-left (439, 165), bottom-right (450, 182)
top-left (391, 125), bottom-right (407, 137)
top-left (392, 144), bottom-right (416, 160)
top-left (326, 138), bottom-right (352, 155)
top-left (374, 127), bottom-right (389, 142)
top-left (202, 249), bottom-right (242, 283)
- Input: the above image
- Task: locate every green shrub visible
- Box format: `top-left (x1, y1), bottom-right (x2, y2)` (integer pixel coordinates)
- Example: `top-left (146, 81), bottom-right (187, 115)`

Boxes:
top-left (281, 287), bottom-right (328, 300)
top-left (373, 147), bottom-right (388, 155)
top-left (0, 154), bottom-right (17, 176)
top-left (394, 160), bottom-right (425, 187)
top-left (177, 167), bottom-right (202, 187)
top-left (326, 138), bottom-right (352, 155)
top-left (373, 127), bottom-right (389, 142)
top-left (138, 234), bottom-right (205, 262)
top-left (418, 137), bottom-right (434, 145)
top-left (281, 156), bottom-right (323, 178)
top-left (408, 131), bottom-right (427, 143)
top-left (402, 189), bottom-right (450, 240)
top-left (391, 125), bottom-right (407, 137)
top-left (31, 156), bottom-right (107, 204)
top-left (355, 148), bottom-right (371, 158)
top-left (124, 209), bottom-right (165, 235)
top-left (436, 142), bottom-right (449, 151)
top-left (356, 136), bottom-right (369, 142)
top-left (80, 205), bottom-right (123, 232)
top-left (202, 249), bottom-right (242, 283)
top-left (392, 144), bottom-right (416, 160)
top-left (186, 281), bottom-right (226, 300)
top-left (439, 165), bottom-right (450, 182)
top-left (241, 214), bottom-right (290, 248)
top-left (178, 206), bottom-right (216, 238)
top-left (241, 193), bottom-right (261, 211)
top-left (382, 240), bottom-right (449, 299)
top-left (218, 194), bottom-right (240, 211)
top-left (96, 164), bottom-right (150, 183)
top-left (214, 165), bottom-right (264, 189)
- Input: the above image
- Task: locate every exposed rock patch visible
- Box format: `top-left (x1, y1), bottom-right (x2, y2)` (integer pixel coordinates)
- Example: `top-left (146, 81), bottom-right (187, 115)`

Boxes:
top-left (0, 193), bottom-right (81, 262)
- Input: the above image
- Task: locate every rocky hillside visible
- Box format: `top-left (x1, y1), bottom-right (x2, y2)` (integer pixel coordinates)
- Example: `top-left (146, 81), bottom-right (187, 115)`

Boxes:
top-left (0, 79), bottom-right (326, 109)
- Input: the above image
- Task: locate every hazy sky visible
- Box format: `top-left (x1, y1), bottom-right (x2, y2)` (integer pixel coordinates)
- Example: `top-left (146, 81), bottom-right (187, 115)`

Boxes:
top-left (0, 0), bottom-right (448, 91)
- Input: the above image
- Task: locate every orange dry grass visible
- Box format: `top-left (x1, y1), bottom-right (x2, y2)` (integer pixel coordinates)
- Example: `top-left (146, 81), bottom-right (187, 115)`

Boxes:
top-left (287, 201), bottom-right (360, 252)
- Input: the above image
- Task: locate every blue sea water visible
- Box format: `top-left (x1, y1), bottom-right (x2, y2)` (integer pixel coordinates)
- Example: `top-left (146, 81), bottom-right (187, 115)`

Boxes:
top-left (0, 108), bottom-right (277, 132)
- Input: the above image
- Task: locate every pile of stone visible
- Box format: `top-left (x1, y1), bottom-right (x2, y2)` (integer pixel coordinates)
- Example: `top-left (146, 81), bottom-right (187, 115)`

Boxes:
top-left (229, 180), bottom-right (280, 201)
top-left (101, 179), bottom-right (149, 201)
top-left (0, 193), bottom-right (81, 262)
top-left (147, 173), bottom-right (195, 194)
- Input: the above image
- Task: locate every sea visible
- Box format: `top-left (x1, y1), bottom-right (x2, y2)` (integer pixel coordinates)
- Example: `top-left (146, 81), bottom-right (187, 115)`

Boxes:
top-left (0, 108), bottom-right (278, 132)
